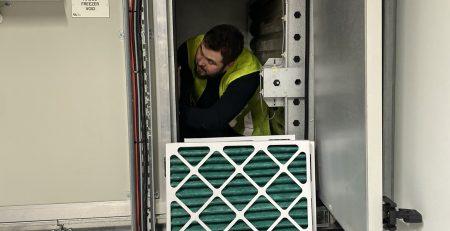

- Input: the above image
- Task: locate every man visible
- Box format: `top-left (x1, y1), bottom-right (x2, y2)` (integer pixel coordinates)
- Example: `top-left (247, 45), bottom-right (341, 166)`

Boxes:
top-left (178, 24), bottom-right (271, 139)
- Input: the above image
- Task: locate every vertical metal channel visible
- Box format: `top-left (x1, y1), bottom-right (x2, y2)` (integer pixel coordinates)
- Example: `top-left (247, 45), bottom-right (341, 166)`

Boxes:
top-left (167, 0), bottom-right (178, 143)
top-left (382, 0), bottom-right (396, 199)
top-left (141, 0), bottom-right (156, 229)
top-left (285, 0), bottom-right (306, 139)
top-left (143, 0), bottom-right (174, 228)
top-left (306, 0), bottom-right (314, 141)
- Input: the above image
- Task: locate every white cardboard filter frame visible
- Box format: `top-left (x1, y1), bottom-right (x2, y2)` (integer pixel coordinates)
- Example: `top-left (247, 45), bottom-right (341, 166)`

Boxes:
top-left (166, 139), bottom-right (316, 231)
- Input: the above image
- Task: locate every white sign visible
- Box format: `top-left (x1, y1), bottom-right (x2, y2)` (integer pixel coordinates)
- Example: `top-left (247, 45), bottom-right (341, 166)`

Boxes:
top-left (72, 0), bottom-right (110, 18)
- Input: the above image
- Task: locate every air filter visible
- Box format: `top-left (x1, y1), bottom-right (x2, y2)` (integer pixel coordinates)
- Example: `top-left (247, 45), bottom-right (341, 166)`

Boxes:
top-left (166, 140), bottom-right (315, 231)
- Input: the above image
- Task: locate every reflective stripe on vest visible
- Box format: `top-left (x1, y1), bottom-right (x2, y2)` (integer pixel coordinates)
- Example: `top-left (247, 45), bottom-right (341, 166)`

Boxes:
top-left (186, 35), bottom-right (271, 136)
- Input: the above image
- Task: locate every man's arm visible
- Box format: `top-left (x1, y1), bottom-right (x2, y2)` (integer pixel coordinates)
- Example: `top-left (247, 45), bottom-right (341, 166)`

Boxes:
top-left (181, 72), bottom-right (260, 131)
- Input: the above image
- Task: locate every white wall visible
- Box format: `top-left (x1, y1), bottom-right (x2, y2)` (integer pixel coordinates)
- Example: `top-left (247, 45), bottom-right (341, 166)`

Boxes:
top-left (395, 1), bottom-right (450, 230)
top-left (0, 1), bottom-right (130, 206)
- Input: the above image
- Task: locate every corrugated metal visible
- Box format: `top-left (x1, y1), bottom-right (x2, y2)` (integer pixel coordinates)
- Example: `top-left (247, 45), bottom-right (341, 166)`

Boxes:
top-left (169, 145), bottom-right (308, 230)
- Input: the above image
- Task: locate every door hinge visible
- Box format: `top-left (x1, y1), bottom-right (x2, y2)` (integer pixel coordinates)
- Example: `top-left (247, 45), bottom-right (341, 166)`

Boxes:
top-left (383, 196), bottom-right (423, 230)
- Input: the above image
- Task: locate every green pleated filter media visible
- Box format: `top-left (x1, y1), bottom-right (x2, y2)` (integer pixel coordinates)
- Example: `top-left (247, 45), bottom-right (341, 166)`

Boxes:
top-left (166, 140), bottom-right (314, 231)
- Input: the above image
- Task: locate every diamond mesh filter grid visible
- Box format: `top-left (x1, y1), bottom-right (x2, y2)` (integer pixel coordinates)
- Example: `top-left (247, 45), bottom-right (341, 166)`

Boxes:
top-left (167, 141), bottom-right (313, 231)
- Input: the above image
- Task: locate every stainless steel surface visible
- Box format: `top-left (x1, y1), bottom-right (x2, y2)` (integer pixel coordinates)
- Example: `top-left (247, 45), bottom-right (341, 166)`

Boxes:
top-left (145, 0), bottom-right (174, 218)
top-left (382, 0), bottom-right (396, 199)
top-left (313, 0), bottom-right (382, 230)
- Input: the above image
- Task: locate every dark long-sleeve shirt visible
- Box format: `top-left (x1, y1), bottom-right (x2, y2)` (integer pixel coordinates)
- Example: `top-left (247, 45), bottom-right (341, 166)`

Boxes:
top-left (177, 42), bottom-right (259, 139)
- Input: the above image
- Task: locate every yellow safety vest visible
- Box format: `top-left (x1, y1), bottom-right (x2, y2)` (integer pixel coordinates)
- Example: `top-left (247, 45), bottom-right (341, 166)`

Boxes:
top-left (186, 35), bottom-right (271, 136)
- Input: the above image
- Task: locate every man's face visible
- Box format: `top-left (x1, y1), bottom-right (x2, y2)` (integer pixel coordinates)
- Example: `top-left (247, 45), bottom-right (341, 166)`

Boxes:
top-left (195, 42), bottom-right (226, 78)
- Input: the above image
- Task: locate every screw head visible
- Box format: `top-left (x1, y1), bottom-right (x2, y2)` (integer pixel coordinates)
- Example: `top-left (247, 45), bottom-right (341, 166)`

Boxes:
top-left (293, 98), bottom-right (300, 105)
top-left (294, 11), bottom-right (301, 18)
top-left (119, 31), bottom-right (125, 39)
top-left (293, 56), bottom-right (301, 63)
top-left (273, 79), bottom-right (281, 86)
top-left (295, 79), bottom-right (301, 85)
top-left (293, 120), bottom-right (300, 126)
top-left (294, 34), bottom-right (301, 41)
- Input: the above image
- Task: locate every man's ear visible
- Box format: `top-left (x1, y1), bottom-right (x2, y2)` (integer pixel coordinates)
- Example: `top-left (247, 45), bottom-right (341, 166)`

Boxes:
top-left (223, 61), bottom-right (235, 72)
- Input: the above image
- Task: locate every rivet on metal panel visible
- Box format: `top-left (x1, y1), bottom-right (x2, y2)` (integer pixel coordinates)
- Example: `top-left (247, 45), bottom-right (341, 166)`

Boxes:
top-left (293, 120), bottom-right (300, 127)
top-left (295, 79), bottom-right (302, 85)
top-left (293, 99), bottom-right (300, 105)
top-left (273, 79), bottom-right (281, 86)
top-left (294, 34), bottom-right (301, 41)
top-left (119, 31), bottom-right (125, 40)
top-left (294, 11), bottom-right (301, 18)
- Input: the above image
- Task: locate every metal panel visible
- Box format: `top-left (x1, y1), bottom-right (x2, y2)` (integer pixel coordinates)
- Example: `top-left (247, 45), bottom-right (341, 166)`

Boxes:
top-left (382, 0), bottom-right (396, 199)
top-left (0, 0), bottom-right (131, 206)
top-left (313, 0), bottom-right (383, 230)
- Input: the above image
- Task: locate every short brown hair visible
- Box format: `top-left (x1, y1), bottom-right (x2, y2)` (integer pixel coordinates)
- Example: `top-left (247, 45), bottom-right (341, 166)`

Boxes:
top-left (203, 24), bottom-right (244, 65)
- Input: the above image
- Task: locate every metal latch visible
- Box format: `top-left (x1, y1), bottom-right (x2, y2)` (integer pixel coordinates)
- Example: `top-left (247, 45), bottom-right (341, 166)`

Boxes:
top-left (383, 196), bottom-right (423, 230)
